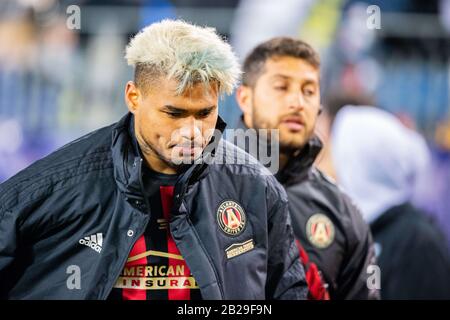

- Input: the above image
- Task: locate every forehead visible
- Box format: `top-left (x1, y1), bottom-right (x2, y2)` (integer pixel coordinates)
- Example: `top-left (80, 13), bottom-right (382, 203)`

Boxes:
top-left (261, 56), bottom-right (319, 84)
top-left (147, 77), bottom-right (219, 107)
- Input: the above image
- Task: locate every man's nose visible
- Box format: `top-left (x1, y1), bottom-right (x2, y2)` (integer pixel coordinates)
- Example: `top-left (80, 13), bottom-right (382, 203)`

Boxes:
top-left (179, 118), bottom-right (202, 140)
top-left (287, 91), bottom-right (305, 111)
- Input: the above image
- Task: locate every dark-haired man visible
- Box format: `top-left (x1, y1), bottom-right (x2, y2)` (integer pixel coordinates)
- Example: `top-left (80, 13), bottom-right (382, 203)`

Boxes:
top-left (234, 37), bottom-right (378, 299)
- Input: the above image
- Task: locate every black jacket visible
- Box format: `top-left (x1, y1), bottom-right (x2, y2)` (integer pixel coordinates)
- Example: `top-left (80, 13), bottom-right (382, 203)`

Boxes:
top-left (371, 202), bottom-right (450, 299)
top-left (233, 117), bottom-right (378, 299)
top-left (0, 113), bottom-right (307, 300)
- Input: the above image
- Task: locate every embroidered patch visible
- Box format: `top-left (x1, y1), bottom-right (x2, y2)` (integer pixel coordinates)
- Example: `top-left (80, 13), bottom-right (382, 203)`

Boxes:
top-left (306, 213), bottom-right (335, 249)
top-left (225, 239), bottom-right (255, 259)
top-left (217, 200), bottom-right (246, 236)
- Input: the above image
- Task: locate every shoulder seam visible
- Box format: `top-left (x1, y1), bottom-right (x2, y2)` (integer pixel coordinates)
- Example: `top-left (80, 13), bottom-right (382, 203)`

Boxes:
top-left (1, 156), bottom-right (113, 210)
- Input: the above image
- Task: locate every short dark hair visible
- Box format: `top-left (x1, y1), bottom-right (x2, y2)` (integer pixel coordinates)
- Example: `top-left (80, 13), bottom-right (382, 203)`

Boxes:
top-left (134, 63), bottom-right (159, 95)
top-left (242, 37), bottom-right (320, 87)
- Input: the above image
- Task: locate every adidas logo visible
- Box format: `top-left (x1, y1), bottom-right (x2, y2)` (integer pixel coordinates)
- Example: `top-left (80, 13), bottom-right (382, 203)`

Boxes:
top-left (79, 233), bottom-right (103, 253)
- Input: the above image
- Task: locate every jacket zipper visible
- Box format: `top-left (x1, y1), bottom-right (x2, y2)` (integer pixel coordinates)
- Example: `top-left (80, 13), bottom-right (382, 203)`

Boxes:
top-left (103, 158), bottom-right (224, 299)
top-left (102, 219), bottom-right (148, 299)
top-left (102, 157), bottom-right (150, 299)
top-left (175, 171), bottom-right (225, 299)
top-left (184, 211), bottom-right (225, 299)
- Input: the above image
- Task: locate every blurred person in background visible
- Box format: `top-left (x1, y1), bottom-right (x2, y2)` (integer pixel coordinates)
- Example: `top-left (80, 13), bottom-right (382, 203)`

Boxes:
top-left (413, 119), bottom-right (450, 249)
top-left (0, 0), bottom-right (79, 181)
top-left (331, 105), bottom-right (450, 299)
top-left (319, 92), bottom-right (450, 252)
top-left (234, 37), bottom-right (378, 300)
top-left (314, 92), bottom-right (376, 180)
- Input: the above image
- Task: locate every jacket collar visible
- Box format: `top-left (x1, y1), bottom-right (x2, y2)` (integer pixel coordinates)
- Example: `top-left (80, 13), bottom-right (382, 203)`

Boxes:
top-left (111, 112), bottom-right (227, 204)
top-left (276, 135), bottom-right (323, 186)
top-left (236, 115), bottom-right (323, 186)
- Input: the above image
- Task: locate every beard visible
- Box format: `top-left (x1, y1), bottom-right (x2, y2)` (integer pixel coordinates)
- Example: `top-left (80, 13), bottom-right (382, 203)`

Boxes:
top-left (136, 124), bottom-right (215, 174)
top-left (251, 104), bottom-right (311, 155)
top-left (136, 128), bottom-right (189, 172)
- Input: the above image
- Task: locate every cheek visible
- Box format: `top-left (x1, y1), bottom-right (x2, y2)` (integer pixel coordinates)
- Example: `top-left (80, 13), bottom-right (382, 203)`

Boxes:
top-left (195, 112), bottom-right (218, 138)
top-left (138, 112), bottom-right (172, 147)
top-left (202, 116), bottom-right (217, 132)
top-left (254, 94), bottom-right (282, 122)
top-left (305, 106), bottom-right (320, 130)
top-left (160, 123), bottom-right (182, 146)
top-left (137, 105), bottom-right (155, 126)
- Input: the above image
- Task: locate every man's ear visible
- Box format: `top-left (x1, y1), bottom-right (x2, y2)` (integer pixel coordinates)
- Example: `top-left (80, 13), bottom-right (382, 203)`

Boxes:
top-left (236, 85), bottom-right (253, 117)
top-left (125, 81), bottom-right (140, 114)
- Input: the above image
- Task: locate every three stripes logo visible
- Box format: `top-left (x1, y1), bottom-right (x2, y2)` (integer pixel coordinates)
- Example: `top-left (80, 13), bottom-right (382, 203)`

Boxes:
top-left (79, 233), bottom-right (103, 253)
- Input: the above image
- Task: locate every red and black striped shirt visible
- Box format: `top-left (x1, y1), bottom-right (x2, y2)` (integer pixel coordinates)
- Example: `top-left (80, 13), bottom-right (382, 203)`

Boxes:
top-left (108, 168), bottom-right (202, 300)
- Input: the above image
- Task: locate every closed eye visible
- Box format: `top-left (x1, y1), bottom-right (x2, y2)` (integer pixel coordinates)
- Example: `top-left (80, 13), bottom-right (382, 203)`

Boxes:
top-left (197, 109), bottom-right (213, 118)
top-left (165, 111), bottom-right (184, 118)
top-left (303, 88), bottom-right (316, 96)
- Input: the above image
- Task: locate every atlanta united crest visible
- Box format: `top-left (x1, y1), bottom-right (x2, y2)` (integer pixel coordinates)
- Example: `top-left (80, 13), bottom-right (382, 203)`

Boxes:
top-left (217, 200), bottom-right (246, 236)
top-left (306, 213), bottom-right (335, 249)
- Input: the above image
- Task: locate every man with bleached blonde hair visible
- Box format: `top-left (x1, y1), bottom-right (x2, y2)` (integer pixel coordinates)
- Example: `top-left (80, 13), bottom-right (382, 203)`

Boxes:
top-left (0, 20), bottom-right (307, 300)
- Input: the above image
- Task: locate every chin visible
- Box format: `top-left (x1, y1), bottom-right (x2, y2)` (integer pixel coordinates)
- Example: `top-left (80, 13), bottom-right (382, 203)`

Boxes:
top-left (279, 138), bottom-right (307, 152)
top-left (280, 133), bottom-right (307, 146)
top-left (171, 152), bottom-right (203, 166)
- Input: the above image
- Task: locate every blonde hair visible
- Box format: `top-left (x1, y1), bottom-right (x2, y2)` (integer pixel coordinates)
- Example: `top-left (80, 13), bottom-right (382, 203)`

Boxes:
top-left (125, 19), bottom-right (241, 96)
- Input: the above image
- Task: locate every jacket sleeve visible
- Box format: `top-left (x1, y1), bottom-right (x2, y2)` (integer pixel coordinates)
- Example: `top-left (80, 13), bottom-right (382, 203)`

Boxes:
top-left (265, 189), bottom-right (308, 300)
top-left (0, 203), bottom-right (20, 297)
top-left (337, 194), bottom-right (380, 300)
top-left (0, 180), bottom-right (44, 297)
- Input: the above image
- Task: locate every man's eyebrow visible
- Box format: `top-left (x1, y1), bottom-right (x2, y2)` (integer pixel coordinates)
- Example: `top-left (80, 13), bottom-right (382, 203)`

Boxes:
top-left (270, 74), bottom-right (318, 85)
top-left (196, 105), bottom-right (217, 112)
top-left (162, 105), bottom-right (217, 112)
top-left (302, 79), bottom-right (318, 86)
top-left (162, 105), bottom-right (187, 112)
top-left (269, 74), bottom-right (292, 80)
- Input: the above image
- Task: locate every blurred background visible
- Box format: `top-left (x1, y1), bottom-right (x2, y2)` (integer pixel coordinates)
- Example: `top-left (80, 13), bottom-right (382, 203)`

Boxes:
top-left (0, 0), bottom-right (449, 298)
